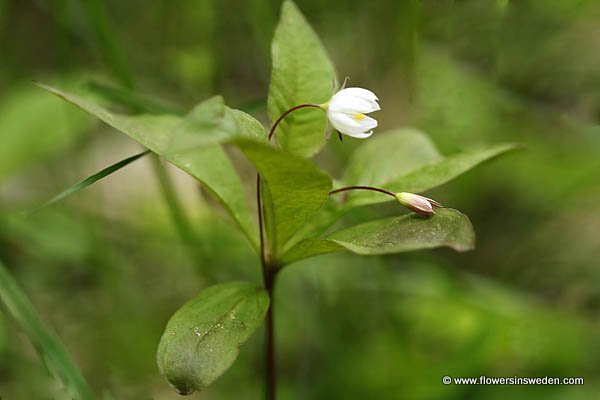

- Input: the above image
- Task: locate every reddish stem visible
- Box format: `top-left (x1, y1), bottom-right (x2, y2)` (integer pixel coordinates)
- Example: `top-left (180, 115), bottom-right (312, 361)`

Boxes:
top-left (258, 103), bottom-right (322, 400)
top-left (268, 104), bottom-right (322, 141)
top-left (329, 185), bottom-right (396, 198)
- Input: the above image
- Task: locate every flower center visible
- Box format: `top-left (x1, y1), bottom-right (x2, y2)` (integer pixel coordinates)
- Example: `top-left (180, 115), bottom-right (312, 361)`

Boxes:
top-left (353, 113), bottom-right (365, 120)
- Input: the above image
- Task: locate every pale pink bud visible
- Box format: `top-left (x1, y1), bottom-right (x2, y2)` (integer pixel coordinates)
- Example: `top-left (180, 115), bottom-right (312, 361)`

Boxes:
top-left (394, 192), bottom-right (442, 215)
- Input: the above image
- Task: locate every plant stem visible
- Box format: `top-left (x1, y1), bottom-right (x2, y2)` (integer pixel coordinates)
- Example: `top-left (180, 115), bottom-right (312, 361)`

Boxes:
top-left (264, 268), bottom-right (278, 400)
top-left (258, 104), bottom-right (322, 400)
top-left (257, 174), bottom-right (266, 267)
top-left (268, 104), bottom-right (322, 141)
top-left (259, 103), bottom-right (323, 260)
top-left (329, 185), bottom-right (396, 197)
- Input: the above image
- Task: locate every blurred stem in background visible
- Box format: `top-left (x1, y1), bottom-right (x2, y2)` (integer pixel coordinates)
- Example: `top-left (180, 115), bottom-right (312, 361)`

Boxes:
top-left (150, 155), bottom-right (214, 282)
top-left (79, 0), bottom-right (133, 89)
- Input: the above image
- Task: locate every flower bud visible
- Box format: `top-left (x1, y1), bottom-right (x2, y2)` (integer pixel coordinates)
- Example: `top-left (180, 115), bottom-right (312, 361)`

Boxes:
top-left (394, 192), bottom-right (441, 215)
top-left (323, 87), bottom-right (380, 139)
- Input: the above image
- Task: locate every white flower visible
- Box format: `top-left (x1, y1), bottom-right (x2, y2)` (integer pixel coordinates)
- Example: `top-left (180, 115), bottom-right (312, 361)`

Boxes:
top-left (324, 87), bottom-right (380, 139)
top-left (394, 192), bottom-right (442, 215)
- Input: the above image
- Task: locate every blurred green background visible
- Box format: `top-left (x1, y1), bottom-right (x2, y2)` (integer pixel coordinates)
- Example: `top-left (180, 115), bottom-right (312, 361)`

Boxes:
top-left (1, 0), bottom-right (599, 398)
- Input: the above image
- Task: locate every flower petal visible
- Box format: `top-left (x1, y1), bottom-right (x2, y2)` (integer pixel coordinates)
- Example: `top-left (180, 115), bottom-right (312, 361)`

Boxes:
top-left (328, 111), bottom-right (377, 139)
top-left (329, 87), bottom-right (380, 114)
top-left (329, 96), bottom-right (379, 114)
top-left (355, 114), bottom-right (378, 131)
top-left (328, 111), bottom-right (361, 132)
top-left (336, 87), bottom-right (378, 101)
top-left (343, 130), bottom-right (373, 139)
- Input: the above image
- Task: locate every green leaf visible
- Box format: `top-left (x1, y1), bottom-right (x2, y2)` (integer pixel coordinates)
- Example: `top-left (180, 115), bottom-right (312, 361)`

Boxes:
top-left (0, 84), bottom-right (91, 181)
top-left (157, 282), bottom-right (269, 395)
top-left (35, 150), bottom-right (150, 211)
top-left (342, 129), bottom-right (442, 187)
top-left (87, 80), bottom-right (184, 115)
top-left (36, 84), bottom-right (253, 152)
top-left (345, 143), bottom-right (518, 208)
top-left (168, 107), bottom-right (266, 248)
top-left (172, 146), bottom-right (259, 248)
top-left (166, 97), bottom-right (247, 154)
top-left (36, 83), bottom-right (180, 150)
top-left (281, 208), bottom-right (475, 265)
top-left (235, 140), bottom-right (332, 256)
top-left (36, 83), bottom-right (262, 248)
top-left (0, 259), bottom-right (94, 400)
top-left (287, 130), bottom-right (441, 245)
top-left (287, 134), bottom-right (515, 253)
top-left (229, 108), bottom-right (268, 142)
top-left (268, 0), bottom-right (336, 157)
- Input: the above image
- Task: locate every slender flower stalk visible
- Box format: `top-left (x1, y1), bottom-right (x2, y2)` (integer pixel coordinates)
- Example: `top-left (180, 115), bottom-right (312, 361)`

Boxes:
top-left (329, 185), bottom-right (396, 197)
top-left (329, 186), bottom-right (442, 215)
top-left (268, 104), bottom-right (322, 141)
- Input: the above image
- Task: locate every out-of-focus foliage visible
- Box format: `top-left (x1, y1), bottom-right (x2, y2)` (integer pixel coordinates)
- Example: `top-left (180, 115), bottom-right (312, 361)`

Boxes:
top-left (0, 259), bottom-right (94, 400)
top-left (0, 83), bottom-right (92, 181)
top-left (0, 0), bottom-right (599, 399)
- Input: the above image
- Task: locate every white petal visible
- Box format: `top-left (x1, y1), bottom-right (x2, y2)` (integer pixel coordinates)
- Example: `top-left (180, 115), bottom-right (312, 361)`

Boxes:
top-left (328, 111), bottom-right (361, 132)
top-left (327, 111), bottom-right (377, 139)
top-left (336, 87), bottom-right (378, 101)
top-left (330, 87), bottom-right (380, 114)
top-left (329, 95), bottom-right (379, 114)
top-left (355, 114), bottom-right (378, 131)
top-left (343, 130), bottom-right (373, 139)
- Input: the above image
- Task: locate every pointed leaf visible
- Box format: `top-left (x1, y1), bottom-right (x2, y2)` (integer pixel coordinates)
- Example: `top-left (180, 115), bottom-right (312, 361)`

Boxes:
top-left (229, 108), bottom-right (269, 143)
top-left (345, 143), bottom-right (518, 208)
top-left (281, 208), bottom-right (475, 264)
top-left (157, 282), bottom-right (269, 395)
top-left (166, 97), bottom-right (239, 154)
top-left (37, 84), bottom-right (255, 152)
top-left (268, 1), bottom-right (336, 157)
top-left (36, 83), bottom-right (181, 151)
top-left (86, 80), bottom-right (184, 115)
top-left (342, 129), bottom-right (442, 186)
top-left (235, 140), bottom-right (332, 256)
top-left (290, 130), bottom-right (441, 246)
top-left (37, 84), bottom-right (262, 248)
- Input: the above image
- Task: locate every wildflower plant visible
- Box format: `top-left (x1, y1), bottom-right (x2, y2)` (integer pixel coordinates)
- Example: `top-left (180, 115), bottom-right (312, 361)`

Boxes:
top-left (36, 1), bottom-right (515, 398)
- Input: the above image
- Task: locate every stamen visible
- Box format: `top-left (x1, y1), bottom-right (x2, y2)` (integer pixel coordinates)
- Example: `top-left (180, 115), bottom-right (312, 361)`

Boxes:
top-left (341, 76), bottom-right (351, 90)
top-left (353, 113), bottom-right (365, 120)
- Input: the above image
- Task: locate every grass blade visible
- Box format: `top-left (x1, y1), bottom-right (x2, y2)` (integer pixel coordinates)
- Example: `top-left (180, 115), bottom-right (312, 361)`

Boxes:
top-left (0, 259), bottom-right (95, 400)
top-left (37, 150), bottom-right (150, 211)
